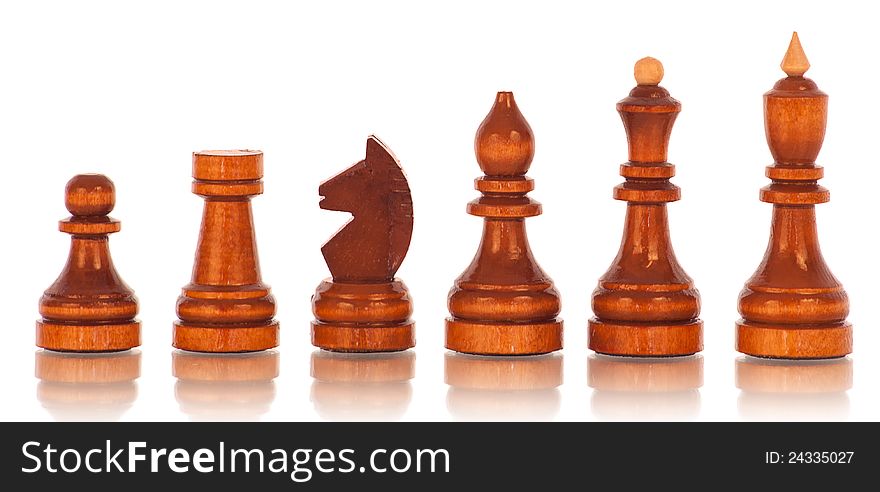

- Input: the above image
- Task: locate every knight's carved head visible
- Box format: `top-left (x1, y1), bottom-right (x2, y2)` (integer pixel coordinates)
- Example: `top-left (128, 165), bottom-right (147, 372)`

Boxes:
top-left (319, 136), bottom-right (414, 281)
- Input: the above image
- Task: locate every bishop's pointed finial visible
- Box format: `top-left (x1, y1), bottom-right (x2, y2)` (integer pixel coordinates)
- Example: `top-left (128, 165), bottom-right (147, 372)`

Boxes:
top-left (475, 92), bottom-right (535, 176)
top-left (781, 32), bottom-right (810, 77)
top-left (634, 57), bottom-right (664, 86)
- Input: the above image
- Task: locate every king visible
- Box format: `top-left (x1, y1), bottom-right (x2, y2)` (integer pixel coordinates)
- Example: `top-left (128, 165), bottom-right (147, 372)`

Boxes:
top-left (736, 33), bottom-right (852, 359)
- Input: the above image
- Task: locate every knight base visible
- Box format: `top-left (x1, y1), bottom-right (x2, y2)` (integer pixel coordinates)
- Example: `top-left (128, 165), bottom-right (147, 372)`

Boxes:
top-left (311, 279), bottom-right (415, 352)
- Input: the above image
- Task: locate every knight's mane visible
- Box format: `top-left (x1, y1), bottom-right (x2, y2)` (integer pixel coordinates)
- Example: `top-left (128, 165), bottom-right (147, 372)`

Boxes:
top-left (365, 139), bottom-right (414, 275)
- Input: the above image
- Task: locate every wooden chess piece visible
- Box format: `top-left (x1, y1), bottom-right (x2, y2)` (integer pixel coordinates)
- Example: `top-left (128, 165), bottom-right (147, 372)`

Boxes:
top-left (588, 57), bottom-right (702, 357)
top-left (173, 150), bottom-right (279, 353)
top-left (446, 92), bottom-right (563, 355)
top-left (736, 33), bottom-right (852, 359)
top-left (37, 174), bottom-right (140, 352)
top-left (311, 136), bottom-right (415, 352)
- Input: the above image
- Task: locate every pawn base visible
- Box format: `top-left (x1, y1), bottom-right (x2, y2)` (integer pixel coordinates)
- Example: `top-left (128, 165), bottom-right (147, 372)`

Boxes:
top-left (589, 318), bottom-right (703, 357)
top-left (36, 320), bottom-right (140, 353)
top-left (173, 320), bottom-right (279, 353)
top-left (735, 320), bottom-right (852, 359)
top-left (445, 318), bottom-right (563, 356)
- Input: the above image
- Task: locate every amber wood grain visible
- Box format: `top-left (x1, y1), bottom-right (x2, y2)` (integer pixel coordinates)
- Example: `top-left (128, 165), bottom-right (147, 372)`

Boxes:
top-left (446, 92), bottom-right (563, 355)
top-left (37, 174), bottom-right (141, 352)
top-left (173, 150), bottom-right (279, 353)
top-left (311, 137), bottom-right (415, 352)
top-left (588, 58), bottom-right (702, 357)
top-left (736, 33), bottom-right (852, 359)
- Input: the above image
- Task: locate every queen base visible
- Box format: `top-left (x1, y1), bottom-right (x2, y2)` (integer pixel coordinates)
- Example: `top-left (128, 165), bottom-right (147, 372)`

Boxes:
top-left (173, 321), bottom-right (279, 353)
top-left (445, 318), bottom-right (563, 356)
top-left (735, 320), bottom-right (852, 359)
top-left (589, 318), bottom-right (702, 357)
top-left (36, 320), bottom-right (141, 353)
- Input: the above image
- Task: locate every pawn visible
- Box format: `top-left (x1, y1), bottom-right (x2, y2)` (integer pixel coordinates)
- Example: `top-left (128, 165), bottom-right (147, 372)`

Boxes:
top-left (174, 150), bottom-right (279, 353)
top-left (37, 174), bottom-right (140, 352)
top-left (446, 92), bottom-right (563, 355)
top-left (736, 33), bottom-right (851, 358)
top-left (588, 57), bottom-right (702, 357)
top-left (311, 137), bottom-right (415, 352)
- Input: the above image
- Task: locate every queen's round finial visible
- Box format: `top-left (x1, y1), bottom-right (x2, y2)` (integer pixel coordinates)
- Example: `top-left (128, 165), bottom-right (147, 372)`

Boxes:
top-left (474, 92), bottom-right (535, 176)
top-left (781, 32), bottom-right (810, 77)
top-left (634, 57), bottom-right (664, 86)
top-left (65, 174), bottom-right (115, 216)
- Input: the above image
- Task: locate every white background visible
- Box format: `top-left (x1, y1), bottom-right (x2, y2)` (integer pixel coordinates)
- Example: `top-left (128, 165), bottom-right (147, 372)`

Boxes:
top-left (0, 0), bottom-right (873, 421)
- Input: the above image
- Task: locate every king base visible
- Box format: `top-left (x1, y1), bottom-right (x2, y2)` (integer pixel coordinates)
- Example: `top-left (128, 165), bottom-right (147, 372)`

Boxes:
top-left (735, 320), bottom-right (852, 359)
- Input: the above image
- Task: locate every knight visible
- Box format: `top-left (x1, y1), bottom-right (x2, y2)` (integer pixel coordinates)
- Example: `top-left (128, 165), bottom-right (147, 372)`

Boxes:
top-left (311, 136), bottom-right (416, 352)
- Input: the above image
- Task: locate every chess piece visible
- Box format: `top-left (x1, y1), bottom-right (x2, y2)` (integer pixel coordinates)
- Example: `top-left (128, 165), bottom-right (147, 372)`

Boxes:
top-left (446, 92), bottom-right (563, 355)
top-left (311, 137), bottom-right (415, 352)
top-left (736, 33), bottom-right (852, 359)
top-left (174, 150), bottom-right (279, 353)
top-left (588, 57), bottom-right (702, 357)
top-left (37, 174), bottom-right (140, 352)
top-left (35, 349), bottom-right (141, 421)
top-left (173, 350), bottom-right (279, 421)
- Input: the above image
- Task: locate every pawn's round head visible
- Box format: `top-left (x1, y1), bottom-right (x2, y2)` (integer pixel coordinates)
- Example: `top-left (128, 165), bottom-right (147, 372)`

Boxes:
top-left (65, 174), bottom-right (115, 216)
top-left (475, 92), bottom-right (535, 176)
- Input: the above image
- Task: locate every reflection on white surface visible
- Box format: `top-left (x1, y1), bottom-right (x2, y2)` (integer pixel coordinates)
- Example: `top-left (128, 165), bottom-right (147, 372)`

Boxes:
top-left (173, 350), bottom-right (279, 421)
top-left (445, 352), bottom-right (562, 421)
top-left (310, 350), bottom-right (414, 421)
top-left (736, 356), bottom-right (852, 421)
top-left (588, 354), bottom-right (703, 421)
top-left (35, 349), bottom-right (141, 421)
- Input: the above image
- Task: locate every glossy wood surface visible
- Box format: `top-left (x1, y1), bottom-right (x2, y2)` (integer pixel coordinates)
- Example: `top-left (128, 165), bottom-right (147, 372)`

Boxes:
top-left (311, 137), bottom-right (415, 352)
top-left (37, 174), bottom-right (141, 352)
top-left (446, 92), bottom-right (563, 355)
top-left (173, 150), bottom-right (279, 353)
top-left (736, 33), bottom-right (852, 359)
top-left (589, 58), bottom-right (703, 356)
